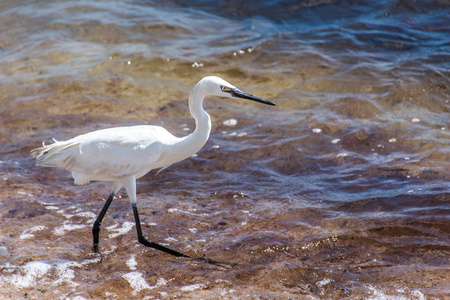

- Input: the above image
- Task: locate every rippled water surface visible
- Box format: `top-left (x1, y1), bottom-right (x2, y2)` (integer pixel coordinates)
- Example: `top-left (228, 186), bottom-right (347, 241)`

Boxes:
top-left (0, 0), bottom-right (449, 299)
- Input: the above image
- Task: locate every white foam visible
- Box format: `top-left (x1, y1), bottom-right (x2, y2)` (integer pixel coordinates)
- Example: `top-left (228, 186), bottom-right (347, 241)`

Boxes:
top-left (365, 284), bottom-right (426, 300)
top-left (155, 278), bottom-right (168, 286)
top-left (53, 222), bottom-right (86, 236)
top-left (57, 208), bottom-right (74, 219)
top-left (316, 277), bottom-right (333, 287)
top-left (17, 191), bottom-right (34, 197)
top-left (331, 138), bottom-right (341, 144)
top-left (122, 271), bottom-right (153, 295)
top-left (75, 211), bottom-right (97, 219)
top-left (191, 61), bottom-right (204, 68)
top-left (0, 257), bottom-right (101, 291)
top-left (180, 283), bottom-right (206, 291)
top-left (10, 261), bottom-right (52, 288)
top-left (411, 289), bottom-right (426, 300)
top-left (223, 118), bottom-right (237, 126)
top-left (106, 223), bottom-right (119, 230)
top-left (101, 245), bottom-right (118, 255)
top-left (52, 262), bottom-right (78, 287)
top-left (164, 237), bottom-right (178, 242)
top-left (45, 205), bottom-right (59, 210)
top-left (126, 254), bottom-right (138, 270)
top-left (108, 221), bottom-right (134, 238)
top-left (19, 225), bottom-right (47, 240)
top-left (103, 292), bottom-right (119, 298)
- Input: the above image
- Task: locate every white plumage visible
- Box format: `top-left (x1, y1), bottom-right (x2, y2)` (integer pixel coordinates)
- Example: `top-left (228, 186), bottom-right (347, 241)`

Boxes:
top-left (33, 125), bottom-right (182, 185)
top-left (31, 76), bottom-right (275, 260)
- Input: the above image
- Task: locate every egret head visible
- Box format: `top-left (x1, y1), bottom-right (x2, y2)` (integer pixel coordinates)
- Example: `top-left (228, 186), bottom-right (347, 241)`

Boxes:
top-left (194, 76), bottom-right (276, 106)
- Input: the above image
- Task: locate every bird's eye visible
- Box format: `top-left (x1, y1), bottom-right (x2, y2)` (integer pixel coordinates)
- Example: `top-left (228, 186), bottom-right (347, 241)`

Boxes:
top-left (220, 86), bottom-right (232, 93)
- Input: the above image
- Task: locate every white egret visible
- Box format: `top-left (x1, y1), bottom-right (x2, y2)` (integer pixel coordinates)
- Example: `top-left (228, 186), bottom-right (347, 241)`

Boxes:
top-left (31, 76), bottom-right (275, 263)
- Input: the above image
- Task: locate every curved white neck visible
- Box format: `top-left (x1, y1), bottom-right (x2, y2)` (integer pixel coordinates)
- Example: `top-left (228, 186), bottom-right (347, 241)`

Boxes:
top-left (178, 86), bottom-right (211, 156)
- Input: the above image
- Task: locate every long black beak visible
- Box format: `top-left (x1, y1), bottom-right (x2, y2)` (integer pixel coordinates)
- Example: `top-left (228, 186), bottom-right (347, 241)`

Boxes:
top-left (231, 88), bottom-right (276, 106)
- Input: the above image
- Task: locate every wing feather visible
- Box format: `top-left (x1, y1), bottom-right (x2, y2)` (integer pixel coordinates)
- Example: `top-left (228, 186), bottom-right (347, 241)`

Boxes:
top-left (31, 125), bottom-right (179, 183)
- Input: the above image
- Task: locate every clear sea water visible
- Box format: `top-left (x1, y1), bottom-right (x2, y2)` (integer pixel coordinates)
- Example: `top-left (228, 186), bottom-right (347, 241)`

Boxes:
top-left (0, 0), bottom-right (449, 299)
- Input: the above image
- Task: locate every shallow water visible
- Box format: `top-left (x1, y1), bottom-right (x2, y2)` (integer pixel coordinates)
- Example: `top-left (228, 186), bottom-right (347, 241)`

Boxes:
top-left (0, 0), bottom-right (449, 299)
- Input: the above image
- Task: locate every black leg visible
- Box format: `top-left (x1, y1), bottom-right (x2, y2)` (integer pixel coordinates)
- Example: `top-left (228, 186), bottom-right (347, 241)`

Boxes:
top-left (92, 193), bottom-right (115, 252)
top-left (131, 203), bottom-right (234, 268)
top-left (132, 203), bottom-right (189, 258)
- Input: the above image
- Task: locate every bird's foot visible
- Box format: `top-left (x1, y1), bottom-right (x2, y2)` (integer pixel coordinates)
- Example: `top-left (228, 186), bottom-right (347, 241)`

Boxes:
top-left (192, 255), bottom-right (236, 269)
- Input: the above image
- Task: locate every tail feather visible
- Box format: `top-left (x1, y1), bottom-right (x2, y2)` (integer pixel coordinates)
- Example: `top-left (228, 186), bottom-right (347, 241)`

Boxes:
top-left (31, 140), bottom-right (80, 170)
